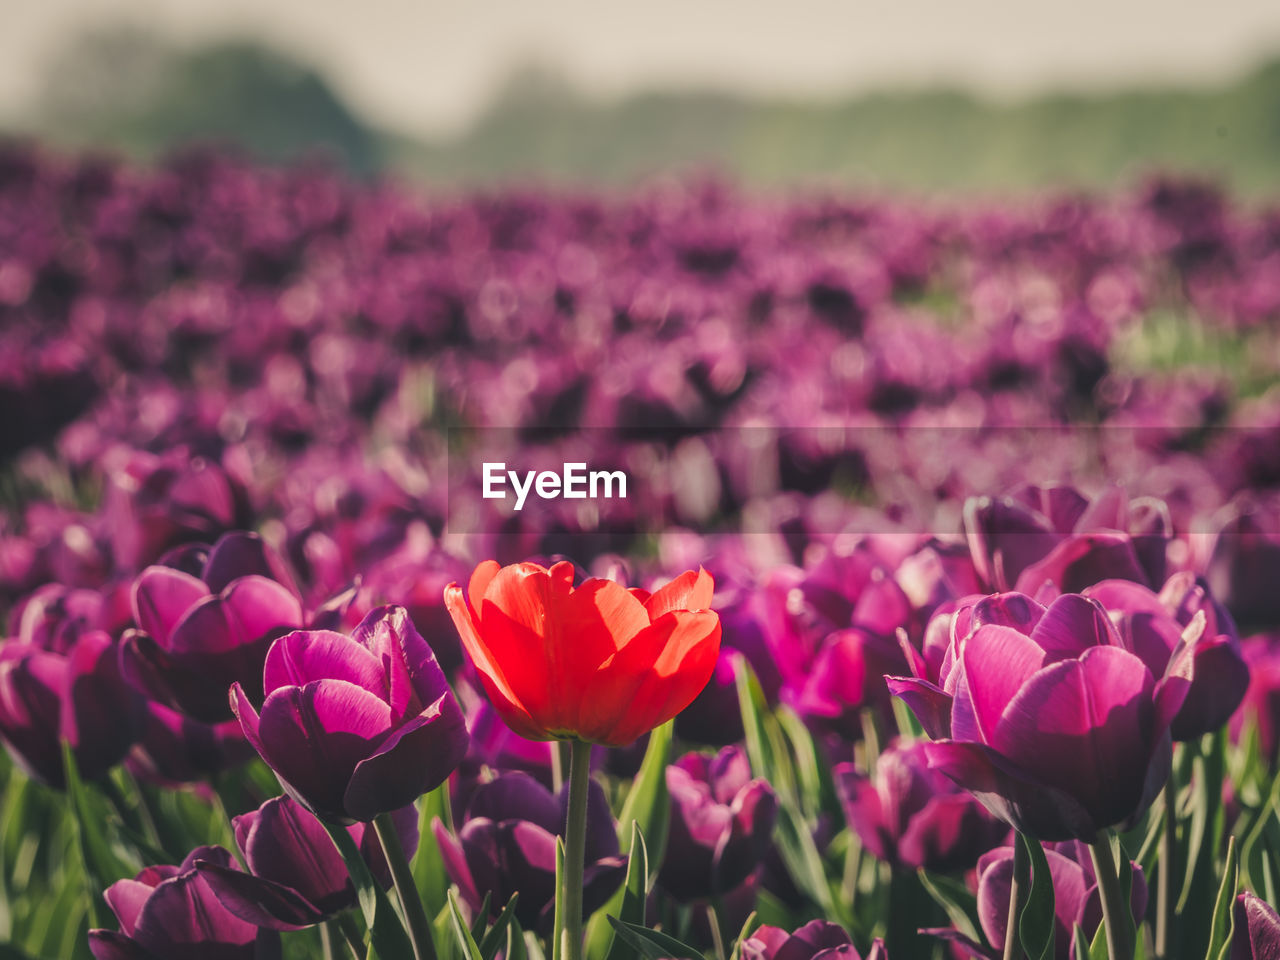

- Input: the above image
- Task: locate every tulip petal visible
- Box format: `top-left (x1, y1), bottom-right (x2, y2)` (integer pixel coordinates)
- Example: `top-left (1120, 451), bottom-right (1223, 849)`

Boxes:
top-left (469, 772), bottom-right (562, 835)
top-left (88, 930), bottom-right (153, 960)
top-left (255, 679), bottom-right (394, 821)
top-left (444, 583), bottom-right (541, 738)
top-left (585, 610), bottom-right (721, 745)
top-left (885, 676), bottom-right (952, 740)
top-left (263, 630), bottom-right (386, 700)
top-left (169, 576), bottom-right (302, 655)
top-left (344, 691), bottom-right (469, 821)
top-left (1030, 594), bottom-right (1120, 662)
top-left (132, 862), bottom-right (259, 951)
top-left (993, 646), bottom-right (1156, 832)
top-left (961, 625), bottom-right (1048, 744)
top-left (433, 817), bottom-right (482, 912)
top-left (195, 858), bottom-right (327, 930)
top-left (132, 566), bottom-right (209, 648)
top-left (924, 740), bottom-right (1098, 841)
top-left (644, 567), bottom-right (715, 620)
top-left (467, 560), bottom-right (502, 613)
top-left (104, 879), bottom-right (158, 937)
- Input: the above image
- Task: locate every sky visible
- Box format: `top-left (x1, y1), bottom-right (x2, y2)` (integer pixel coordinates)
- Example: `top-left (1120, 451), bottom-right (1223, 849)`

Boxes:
top-left (4, 0), bottom-right (1280, 136)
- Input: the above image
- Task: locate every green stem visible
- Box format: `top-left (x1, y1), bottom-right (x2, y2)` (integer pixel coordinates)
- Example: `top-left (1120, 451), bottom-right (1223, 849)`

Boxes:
top-left (1090, 838), bottom-right (1135, 960)
top-left (560, 739), bottom-right (594, 960)
top-left (374, 812), bottom-right (437, 960)
top-left (1157, 777), bottom-right (1177, 960)
top-left (1004, 837), bottom-right (1029, 960)
top-left (323, 820), bottom-right (414, 960)
top-left (552, 740), bottom-right (570, 794)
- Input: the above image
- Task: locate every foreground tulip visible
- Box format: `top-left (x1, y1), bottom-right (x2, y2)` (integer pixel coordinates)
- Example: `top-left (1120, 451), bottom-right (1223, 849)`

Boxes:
top-left (743, 920), bottom-right (884, 960)
top-left (196, 795), bottom-right (417, 929)
top-left (231, 604), bottom-right (468, 822)
top-left (123, 532), bottom-right (303, 723)
top-left (432, 771), bottom-right (625, 932)
top-left (888, 592), bottom-right (1193, 841)
top-left (835, 739), bottom-right (1008, 873)
top-left (0, 630), bottom-right (143, 788)
top-left (660, 746), bottom-right (778, 902)
top-left (444, 560), bottom-right (721, 746)
top-left (88, 846), bottom-right (280, 960)
top-left (975, 841), bottom-right (1146, 960)
top-left (1233, 892), bottom-right (1280, 960)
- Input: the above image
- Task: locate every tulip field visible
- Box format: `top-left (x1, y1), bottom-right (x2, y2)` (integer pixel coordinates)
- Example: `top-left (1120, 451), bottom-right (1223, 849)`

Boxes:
top-left (3, 144), bottom-right (1280, 960)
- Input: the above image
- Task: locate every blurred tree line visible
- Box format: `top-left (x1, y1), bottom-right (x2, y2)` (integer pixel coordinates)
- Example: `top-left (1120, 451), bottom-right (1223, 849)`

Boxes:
top-left (13, 25), bottom-right (1280, 194)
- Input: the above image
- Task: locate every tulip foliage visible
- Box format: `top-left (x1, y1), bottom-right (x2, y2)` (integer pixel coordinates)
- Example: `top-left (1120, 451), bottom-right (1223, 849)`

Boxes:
top-left (2, 145), bottom-right (1280, 960)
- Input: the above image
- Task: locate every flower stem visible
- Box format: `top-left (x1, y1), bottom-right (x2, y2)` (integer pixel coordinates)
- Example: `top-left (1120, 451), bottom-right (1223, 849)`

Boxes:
top-left (1090, 838), bottom-right (1135, 960)
top-left (1156, 777), bottom-right (1177, 960)
top-left (374, 811), bottom-right (438, 960)
top-left (1003, 836), bottom-right (1029, 960)
top-left (560, 739), bottom-right (594, 960)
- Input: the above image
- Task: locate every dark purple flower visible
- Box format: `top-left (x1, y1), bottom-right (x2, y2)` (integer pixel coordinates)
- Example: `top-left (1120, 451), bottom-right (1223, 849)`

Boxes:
top-left (835, 739), bottom-right (1008, 873)
top-left (1207, 500), bottom-right (1280, 631)
top-left (659, 745), bottom-right (778, 902)
top-left (88, 846), bottom-right (280, 960)
top-left (125, 701), bottom-right (256, 785)
top-left (0, 629), bottom-right (143, 788)
top-left (964, 485), bottom-right (1170, 595)
top-left (1232, 892), bottom-right (1280, 960)
top-left (976, 841), bottom-right (1146, 960)
top-left (743, 920), bottom-right (884, 960)
top-left (196, 795), bottom-right (417, 929)
top-left (1086, 574), bottom-right (1249, 740)
top-left (1232, 634), bottom-right (1280, 764)
top-left (432, 771), bottom-right (625, 932)
top-left (889, 592), bottom-right (1194, 841)
top-left (122, 532), bottom-right (303, 723)
top-left (231, 605), bottom-right (468, 822)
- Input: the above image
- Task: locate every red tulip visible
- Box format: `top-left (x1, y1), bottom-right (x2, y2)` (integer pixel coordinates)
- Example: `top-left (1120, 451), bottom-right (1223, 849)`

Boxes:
top-left (444, 560), bottom-right (721, 746)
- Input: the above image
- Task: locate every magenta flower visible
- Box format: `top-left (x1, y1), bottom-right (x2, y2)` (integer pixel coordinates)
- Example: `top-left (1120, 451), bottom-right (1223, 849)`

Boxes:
top-left (123, 532), bottom-right (303, 723)
top-left (88, 846), bottom-right (280, 960)
top-left (889, 592), bottom-right (1194, 841)
top-left (0, 629), bottom-right (142, 788)
top-left (743, 920), bottom-right (884, 960)
top-left (835, 739), bottom-right (1008, 873)
top-left (433, 771), bottom-right (625, 932)
top-left (976, 841), bottom-right (1146, 960)
top-left (659, 745), bottom-right (778, 902)
top-left (1085, 573), bottom-right (1248, 740)
top-left (196, 795), bottom-right (417, 929)
top-left (1233, 892), bottom-right (1280, 960)
top-left (231, 605), bottom-right (468, 822)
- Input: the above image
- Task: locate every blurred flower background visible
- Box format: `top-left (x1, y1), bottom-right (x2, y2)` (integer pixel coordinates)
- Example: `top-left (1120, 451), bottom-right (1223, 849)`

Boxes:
top-left (3, 5), bottom-right (1280, 960)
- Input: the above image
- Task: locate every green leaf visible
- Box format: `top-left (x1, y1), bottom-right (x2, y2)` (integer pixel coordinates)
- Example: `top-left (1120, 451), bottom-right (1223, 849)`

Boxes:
top-left (1018, 836), bottom-right (1056, 960)
top-left (776, 706), bottom-right (839, 822)
top-left (449, 888), bottom-right (486, 960)
top-left (62, 742), bottom-right (134, 924)
top-left (414, 786), bottom-right (453, 919)
top-left (605, 917), bottom-right (704, 960)
top-left (918, 869), bottom-right (982, 942)
top-left (478, 894), bottom-right (521, 960)
top-left (1204, 836), bottom-right (1239, 960)
top-left (552, 835), bottom-right (566, 960)
top-left (615, 720), bottom-right (672, 882)
top-left (603, 823), bottom-right (650, 960)
top-left (1178, 731), bottom-right (1229, 960)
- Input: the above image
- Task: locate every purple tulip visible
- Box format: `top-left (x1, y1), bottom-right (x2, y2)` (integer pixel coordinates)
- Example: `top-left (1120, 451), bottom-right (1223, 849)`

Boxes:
top-left (123, 532), bottom-right (304, 723)
top-left (743, 920), bottom-right (885, 960)
top-left (1207, 500), bottom-right (1280, 630)
top-left (835, 739), bottom-right (1008, 873)
top-left (964, 485), bottom-right (1170, 594)
top-left (889, 591), bottom-right (1194, 841)
top-left (659, 745), bottom-right (778, 902)
top-left (432, 771), bottom-right (626, 932)
top-left (1233, 892), bottom-right (1280, 960)
top-left (231, 604), bottom-right (468, 822)
top-left (0, 629), bottom-right (142, 788)
top-left (196, 795), bottom-right (417, 929)
top-left (785, 627), bottom-right (913, 739)
top-left (976, 841), bottom-right (1146, 960)
top-left (88, 846), bottom-right (280, 960)
top-left (1085, 574), bottom-right (1248, 740)
top-left (126, 701), bottom-right (256, 785)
